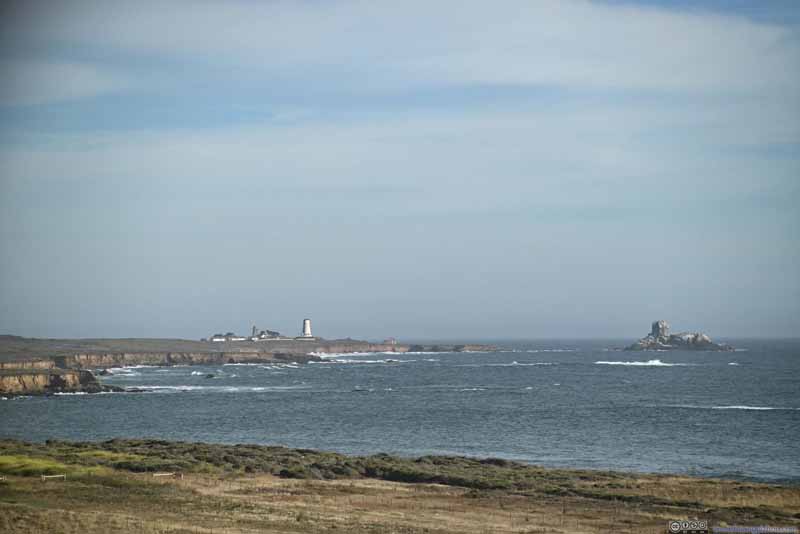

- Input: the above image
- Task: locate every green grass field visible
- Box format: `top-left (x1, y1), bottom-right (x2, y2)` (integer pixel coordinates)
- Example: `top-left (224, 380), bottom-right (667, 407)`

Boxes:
top-left (1, 439), bottom-right (798, 533)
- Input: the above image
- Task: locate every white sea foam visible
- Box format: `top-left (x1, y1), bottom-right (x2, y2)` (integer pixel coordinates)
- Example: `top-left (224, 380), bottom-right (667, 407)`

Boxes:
top-left (711, 405), bottom-right (794, 411)
top-left (460, 387), bottom-right (486, 392)
top-left (53, 391), bottom-right (88, 395)
top-left (594, 359), bottom-right (689, 367)
top-left (258, 363), bottom-right (300, 370)
top-left (666, 404), bottom-right (797, 411)
top-left (495, 361), bottom-right (554, 366)
top-left (190, 371), bottom-right (205, 375)
top-left (107, 369), bottom-right (141, 376)
top-left (458, 361), bottom-right (555, 367)
top-left (313, 358), bottom-right (414, 364)
top-left (107, 365), bottom-right (160, 376)
top-left (728, 362), bottom-right (740, 366)
top-left (311, 351), bottom-right (439, 358)
top-left (137, 385), bottom-right (307, 393)
top-left (525, 349), bottom-right (577, 353)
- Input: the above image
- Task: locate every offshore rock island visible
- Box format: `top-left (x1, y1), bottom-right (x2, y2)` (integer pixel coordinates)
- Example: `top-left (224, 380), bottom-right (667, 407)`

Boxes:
top-left (0, 326), bottom-right (496, 396)
top-left (625, 320), bottom-right (733, 351)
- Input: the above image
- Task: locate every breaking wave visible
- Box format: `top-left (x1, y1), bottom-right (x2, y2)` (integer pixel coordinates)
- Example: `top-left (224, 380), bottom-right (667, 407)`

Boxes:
top-left (259, 363), bottom-right (300, 370)
top-left (310, 358), bottom-right (414, 364)
top-left (457, 361), bottom-right (555, 367)
top-left (135, 385), bottom-right (309, 393)
top-left (311, 351), bottom-right (438, 358)
top-left (664, 404), bottom-right (798, 411)
top-left (712, 405), bottom-right (788, 410)
top-left (594, 359), bottom-right (690, 367)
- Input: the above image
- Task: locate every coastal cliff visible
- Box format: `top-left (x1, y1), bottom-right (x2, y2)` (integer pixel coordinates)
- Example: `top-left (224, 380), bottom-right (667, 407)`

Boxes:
top-left (0, 369), bottom-right (120, 396)
top-left (0, 335), bottom-right (497, 395)
top-left (53, 351), bottom-right (321, 369)
top-left (625, 320), bottom-right (733, 351)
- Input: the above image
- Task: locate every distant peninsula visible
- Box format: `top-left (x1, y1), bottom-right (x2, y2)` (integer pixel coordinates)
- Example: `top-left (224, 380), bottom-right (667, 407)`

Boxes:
top-left (625, 320), bottom-right (733, 351)
top-left (0, 334), bottom-right (495, 396)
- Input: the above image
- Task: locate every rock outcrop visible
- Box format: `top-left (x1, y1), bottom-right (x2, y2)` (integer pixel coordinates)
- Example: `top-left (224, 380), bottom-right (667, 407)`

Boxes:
top-left (0, 335), bottom-right (498, 396)
top-left (625, 320), bottom-right (733, 351)
top-left (0, 370), bottom-right (122, 396)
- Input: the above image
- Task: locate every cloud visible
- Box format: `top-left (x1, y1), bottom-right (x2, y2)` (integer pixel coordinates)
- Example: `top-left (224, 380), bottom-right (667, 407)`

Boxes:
top-left (0, 60), bottom-right (129, 106)
top-left (0, 1), bottom-right (798, 338)
top-left (1, 99), bottom-right (795, 218)
top-left (3, 0), bottom-right (798, 95)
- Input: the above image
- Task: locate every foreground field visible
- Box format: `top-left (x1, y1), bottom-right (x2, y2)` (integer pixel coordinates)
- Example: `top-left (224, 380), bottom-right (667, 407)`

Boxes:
top-left (1, 440), bottom-right (798, 533)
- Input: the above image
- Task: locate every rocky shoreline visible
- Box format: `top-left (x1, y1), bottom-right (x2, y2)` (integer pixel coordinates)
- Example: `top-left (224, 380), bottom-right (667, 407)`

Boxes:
top-left (0, 369), bottom-right (122, 396)
top-left (0, 335), bottom-right (497, 396)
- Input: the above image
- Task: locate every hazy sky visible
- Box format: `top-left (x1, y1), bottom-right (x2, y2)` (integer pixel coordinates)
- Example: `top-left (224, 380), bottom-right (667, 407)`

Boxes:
top-left (1, 0), bottom-right (798, 340)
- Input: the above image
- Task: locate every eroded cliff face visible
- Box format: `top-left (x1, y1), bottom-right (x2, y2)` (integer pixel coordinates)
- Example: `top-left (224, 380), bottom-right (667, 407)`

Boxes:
top-left (55, 351), bottom-right (325, 369)
top-left (0, 370), bottom-right (113, 395)
top-left (51, 343), bottom-right (413, 369)
top-left (59, 352), bottom-right (223, 369)
top-left (2, 341), bottom-right (496, 374)
top-left (0, 339), bottom-right (498, 395)
top-left (0, 360), bottom-right (55, 370)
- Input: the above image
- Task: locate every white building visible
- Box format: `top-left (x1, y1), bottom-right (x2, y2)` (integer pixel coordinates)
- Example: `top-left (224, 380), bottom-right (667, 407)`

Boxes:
top-left (295, 318), bottom-right (316, 340)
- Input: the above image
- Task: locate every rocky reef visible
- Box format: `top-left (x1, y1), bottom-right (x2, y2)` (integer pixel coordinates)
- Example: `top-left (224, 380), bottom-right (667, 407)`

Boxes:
top-left (625, 320), bottom-right (733, 351)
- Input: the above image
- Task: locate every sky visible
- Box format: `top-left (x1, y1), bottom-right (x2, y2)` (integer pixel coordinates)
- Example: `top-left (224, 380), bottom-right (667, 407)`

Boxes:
top-left (0, 0), bottom-right (798, 341)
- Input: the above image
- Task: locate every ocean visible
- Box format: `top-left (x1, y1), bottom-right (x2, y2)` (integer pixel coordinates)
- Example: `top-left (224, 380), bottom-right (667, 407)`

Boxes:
top-left (2, 339), bottom-right (799, 483)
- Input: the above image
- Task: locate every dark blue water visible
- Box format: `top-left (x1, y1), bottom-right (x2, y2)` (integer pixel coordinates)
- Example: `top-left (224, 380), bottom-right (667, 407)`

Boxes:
top-left (2, 340), bottom-right (799, 482)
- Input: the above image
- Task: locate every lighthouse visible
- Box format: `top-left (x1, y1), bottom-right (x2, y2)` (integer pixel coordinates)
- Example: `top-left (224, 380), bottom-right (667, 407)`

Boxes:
top-left (302, 318), bottom-right (313, 338)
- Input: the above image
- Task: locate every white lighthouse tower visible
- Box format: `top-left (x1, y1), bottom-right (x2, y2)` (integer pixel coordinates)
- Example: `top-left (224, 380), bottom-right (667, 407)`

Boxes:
top-left (302, 318), bottom-right (313, 338)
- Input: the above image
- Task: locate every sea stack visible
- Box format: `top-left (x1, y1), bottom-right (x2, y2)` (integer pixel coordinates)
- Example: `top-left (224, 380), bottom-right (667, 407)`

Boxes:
top-left (625, 320), bottom-right (733, 351)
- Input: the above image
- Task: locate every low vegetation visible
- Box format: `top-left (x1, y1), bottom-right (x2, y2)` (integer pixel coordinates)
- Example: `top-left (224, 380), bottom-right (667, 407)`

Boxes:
top-left (1, 439), bottom-right (798, 533)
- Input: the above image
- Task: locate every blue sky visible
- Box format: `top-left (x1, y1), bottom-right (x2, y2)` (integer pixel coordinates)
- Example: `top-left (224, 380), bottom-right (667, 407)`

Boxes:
top-left (0, 0), bottom-right (798, 340)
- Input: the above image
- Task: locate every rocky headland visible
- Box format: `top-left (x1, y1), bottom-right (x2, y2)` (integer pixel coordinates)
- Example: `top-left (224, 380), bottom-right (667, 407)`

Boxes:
top-left (0, 335), bottom-right (496, 396)
top-left (625, 320), bottom-right (733, 351)
top-left (0, 369), bottom-right (122, 396)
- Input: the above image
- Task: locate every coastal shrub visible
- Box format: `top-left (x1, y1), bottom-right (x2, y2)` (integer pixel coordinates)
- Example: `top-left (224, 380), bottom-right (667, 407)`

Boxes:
top-left (480, 458), bottom-right (514, 468)
top-left (111, 458), bottom-right (192, 473)
top-left (278, 466), bottom-right (315, 479)
top-left (0, 454), bottom-right (109, 477)
top-left (328, 463), bottom-right (360, 477)
top-left (0, 455), bottom-right (72, 476)
top-left (0, 438), bottom-right (579, 495)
